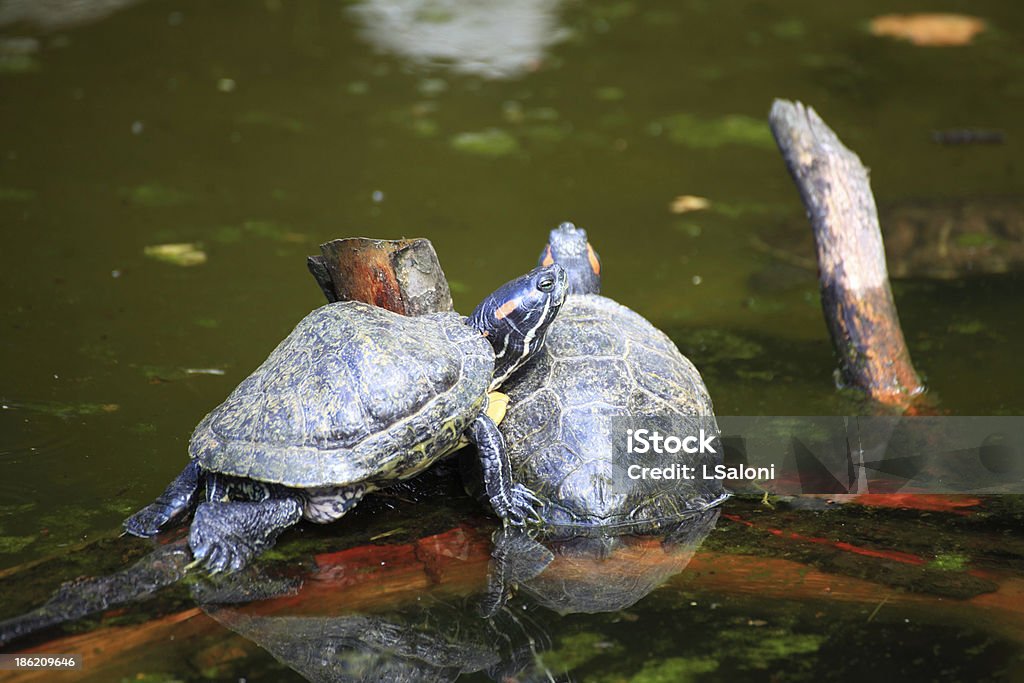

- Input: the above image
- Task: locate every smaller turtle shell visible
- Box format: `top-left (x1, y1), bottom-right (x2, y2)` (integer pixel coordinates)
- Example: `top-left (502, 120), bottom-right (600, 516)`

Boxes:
top-left (190, 301), bottom-right (493, 488)
top-left (501, 294), bottom-right (724, 530)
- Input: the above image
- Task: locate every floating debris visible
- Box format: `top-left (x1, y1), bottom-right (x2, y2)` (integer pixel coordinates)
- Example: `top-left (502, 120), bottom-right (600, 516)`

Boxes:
top-left (143, 243), bottom-right (207, 267)
top-left (670, 195), bottom-right (712, 214)
top-left (184, 368), bottom-right (226, 376)
top-left (0, 400), bottom-right (119, 418)
top-left (931, 129), bottom-right (1005, 145)
top-left (140, 365), bottom-right (224, 382)
top-left (869, 13), bottom-right (987, 47)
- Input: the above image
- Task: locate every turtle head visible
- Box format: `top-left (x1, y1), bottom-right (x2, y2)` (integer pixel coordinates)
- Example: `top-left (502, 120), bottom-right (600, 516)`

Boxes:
top-left (538, 221), bottom-right (601, 295)
top-left (469, 264), bottom-right (568, 389)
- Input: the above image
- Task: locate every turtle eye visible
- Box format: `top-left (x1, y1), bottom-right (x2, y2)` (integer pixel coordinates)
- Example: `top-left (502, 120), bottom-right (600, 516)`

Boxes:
top-left (537, 275), bottom-right (555, 292)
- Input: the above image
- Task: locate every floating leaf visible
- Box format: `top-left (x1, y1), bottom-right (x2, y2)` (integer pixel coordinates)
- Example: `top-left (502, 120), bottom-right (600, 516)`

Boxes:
top-left (450, 128), bottom-right (520, 157)
top-left (143, 243), bottom-right (207, 266)
top-left (869, 13), bottom-right (986, 47)
top-left (185, 368), bottom-right (226, 376)
top-left (670, 195), bottom-right (711, 214)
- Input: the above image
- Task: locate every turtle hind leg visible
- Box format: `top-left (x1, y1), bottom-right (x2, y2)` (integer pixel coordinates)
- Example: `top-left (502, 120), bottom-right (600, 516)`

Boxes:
top-left (467, 413), bottom-right (544, 527)
top-left (124, 460), bottom-right (203, 537)
top-left (189, 497), bottom-right (303, 573)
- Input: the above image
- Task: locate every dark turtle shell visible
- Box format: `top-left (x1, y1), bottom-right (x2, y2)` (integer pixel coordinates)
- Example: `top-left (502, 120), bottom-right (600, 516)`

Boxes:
top-left (190, 301), bottom-right (493, 488)
top-left (500, 294), bottom-right (725, 530)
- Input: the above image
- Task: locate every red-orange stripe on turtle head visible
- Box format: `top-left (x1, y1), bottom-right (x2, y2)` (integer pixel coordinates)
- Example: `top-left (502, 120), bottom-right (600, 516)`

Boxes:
top-left (586, 243), bottom-right (600, 275)
top-left (541, 245), bottom-right (554, 267)
top-left (495, 298), bottom-right (521, 320)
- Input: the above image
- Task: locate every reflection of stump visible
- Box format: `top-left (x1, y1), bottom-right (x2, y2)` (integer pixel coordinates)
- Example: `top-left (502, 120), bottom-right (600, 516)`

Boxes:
top-left (769, 100), bottom-right (925, 407)
top-left (308, 238), bottom-right (453, 315)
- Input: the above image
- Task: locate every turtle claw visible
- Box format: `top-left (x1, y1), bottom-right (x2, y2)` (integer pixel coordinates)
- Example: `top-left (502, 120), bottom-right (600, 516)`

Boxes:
top-left (497, 483), bottom-right (545, 527)
top-left (188, 498), bottom-right (302, 574)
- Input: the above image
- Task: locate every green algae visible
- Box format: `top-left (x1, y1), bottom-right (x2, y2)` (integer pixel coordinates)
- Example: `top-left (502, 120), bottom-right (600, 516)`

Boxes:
top-left (540, 631), bottom-right (622, 673)
top-left (0, 187), bottom-right (35, 202)
top-left (719, 626), bottom-right (823, 670)
top-left (120, 184), bottom-right (193, 207)
top-left (655, 113), bottom-right (775, 150)
top-left (673, 329), bottom-right (764, 362)
top-left (930, 552), bottom-right (969, 571)
top-left (450, 128), bottom-right (520, 157)
top-left (0, 535), bottom-right (36, 554)
top-left (0, 54), bottom-right (40, 74)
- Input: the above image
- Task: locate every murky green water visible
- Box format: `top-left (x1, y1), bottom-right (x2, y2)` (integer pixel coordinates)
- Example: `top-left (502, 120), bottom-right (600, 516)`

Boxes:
top-left (2, 0), bottom-right (1024, 680)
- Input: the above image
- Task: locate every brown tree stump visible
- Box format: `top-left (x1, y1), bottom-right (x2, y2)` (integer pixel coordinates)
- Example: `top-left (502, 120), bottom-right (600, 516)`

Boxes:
top-left (769, 100), bottom-right (925, 407)
top-left (307, 237), bottom-right (453, 314)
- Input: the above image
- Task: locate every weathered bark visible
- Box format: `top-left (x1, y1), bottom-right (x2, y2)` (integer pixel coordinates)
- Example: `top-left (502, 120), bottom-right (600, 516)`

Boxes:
top-left (307, 238), bottom-right (453, 314)
top-left (769, 100), bottom-right (925, 407)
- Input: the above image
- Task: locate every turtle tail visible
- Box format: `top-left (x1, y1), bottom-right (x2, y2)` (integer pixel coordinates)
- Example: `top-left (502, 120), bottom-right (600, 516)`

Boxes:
top-left (124, 460), bottom-right (203, 537)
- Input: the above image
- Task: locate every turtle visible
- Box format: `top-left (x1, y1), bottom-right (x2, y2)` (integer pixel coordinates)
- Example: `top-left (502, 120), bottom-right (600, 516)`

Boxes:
top-left (483, 223), bottom-right (728, 533)
top-left (123, 264), bottom-right (569, 573)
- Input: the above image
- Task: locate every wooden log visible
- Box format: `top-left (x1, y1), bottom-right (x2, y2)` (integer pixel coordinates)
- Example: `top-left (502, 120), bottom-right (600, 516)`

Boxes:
top-left (768, 100), bottom-right (925, 407)
top-left (9, 544), bottom-right (1024, 682)
top-left (307, 237), bottom-right (453, 314)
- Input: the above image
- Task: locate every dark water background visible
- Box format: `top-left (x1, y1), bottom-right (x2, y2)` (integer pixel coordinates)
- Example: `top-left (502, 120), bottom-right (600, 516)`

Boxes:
top-left (1, 0), bottom-right (1023, 680)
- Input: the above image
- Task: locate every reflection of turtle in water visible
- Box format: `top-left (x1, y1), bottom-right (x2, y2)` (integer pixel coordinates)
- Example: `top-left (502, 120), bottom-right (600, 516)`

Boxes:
top-left (196, 512), bottom-right (718, 682)
top-left (757, 197), bottom-right (1024, 280)
top-left (124, 266), bottom-right (568, 573)
top-left (204, 598), bottom-right (550, 683)
top-left (486, 506), bottom-right (720, 616)
top-left (479, 223), bottom-right (727, 531)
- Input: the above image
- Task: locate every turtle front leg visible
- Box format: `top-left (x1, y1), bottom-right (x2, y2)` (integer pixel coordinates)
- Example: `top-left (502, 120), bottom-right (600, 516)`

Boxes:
top-left (467, 413), bottom-right (543, 526)
top-left (189, 497), bottom-right (303, 573)
top-left (124, 460), bottom-right (203, 537)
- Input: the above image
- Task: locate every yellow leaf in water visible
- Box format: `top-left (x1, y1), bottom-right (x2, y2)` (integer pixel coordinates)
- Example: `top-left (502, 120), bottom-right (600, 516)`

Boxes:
top-left (869, 13), bottom-right (986, 47)
top-left (670, 195), bottom-right (712, 214)
top-left (143, 243), bottom-right (207, 267)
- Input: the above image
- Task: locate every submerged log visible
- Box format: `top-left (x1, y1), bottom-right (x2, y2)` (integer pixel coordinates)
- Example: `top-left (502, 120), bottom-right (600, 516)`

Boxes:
top-left (307, 237), bottom-right (453, 314)
top-left (769, 100), bottom-right (925, 407)
top-left (5, 501), bottom-right (1024, 681)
